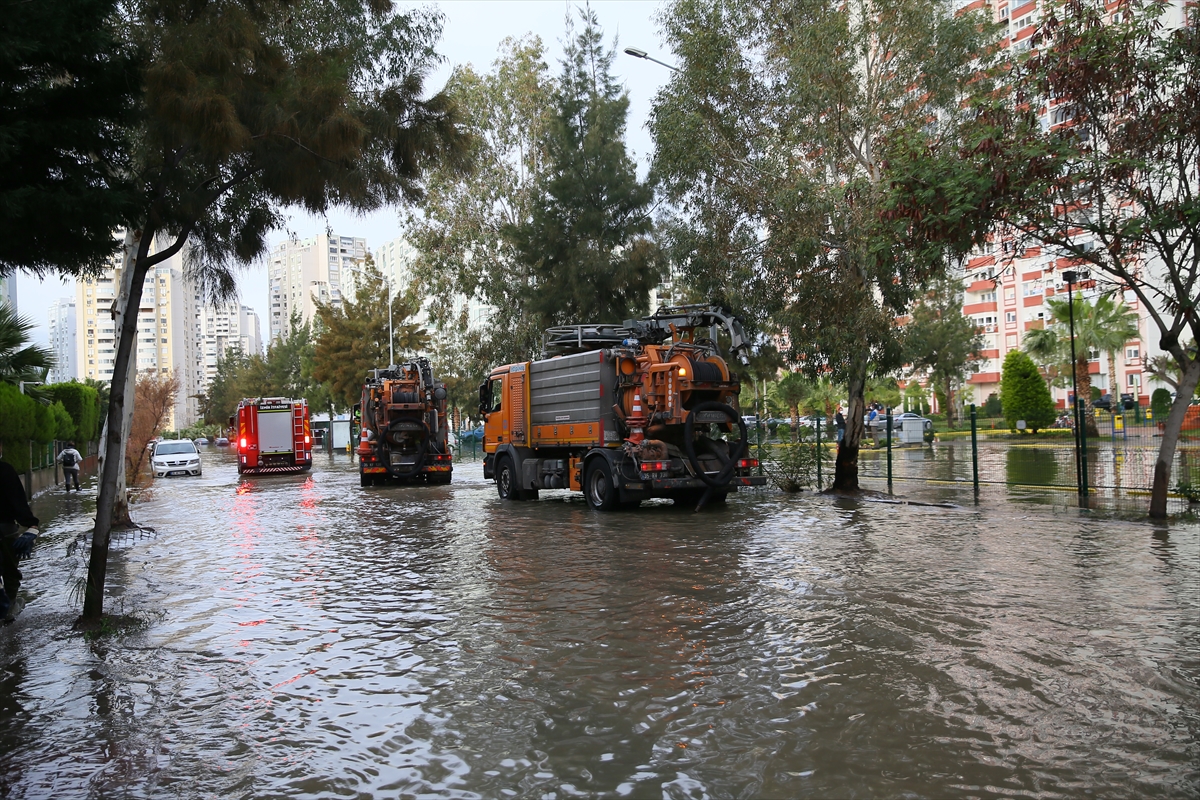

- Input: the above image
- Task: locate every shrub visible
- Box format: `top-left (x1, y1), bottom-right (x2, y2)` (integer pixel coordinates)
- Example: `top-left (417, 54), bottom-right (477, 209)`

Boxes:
top-left (983, 393), bottom-right (1002, 417)
top-left (761, 442), bottom-right (830, 492)
top-left (45, 381), bottom-right (100, 442)
top-left (1151, 387), bottom-right (1172, 420)
top-left (1001, 350), bottom-right (1056, 433)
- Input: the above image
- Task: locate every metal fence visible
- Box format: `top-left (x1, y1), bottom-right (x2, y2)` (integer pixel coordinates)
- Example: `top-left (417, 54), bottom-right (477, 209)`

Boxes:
top-left (844, 404), bottom-right (1200, 514)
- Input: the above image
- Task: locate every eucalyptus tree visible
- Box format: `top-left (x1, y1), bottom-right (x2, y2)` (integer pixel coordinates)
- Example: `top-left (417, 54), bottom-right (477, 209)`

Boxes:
top-left (80, 0), bottom-right (470, 622)
top-left (650, 0), bottom-right (1000, 491)
top-left (406, 36), bottom-right (557, 374)
top-left (905, 277), bottom-right (984, 428)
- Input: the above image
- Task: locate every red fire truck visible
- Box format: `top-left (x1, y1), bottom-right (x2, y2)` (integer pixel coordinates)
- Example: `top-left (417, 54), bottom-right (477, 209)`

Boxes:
top-left (232, 397), bottom-right (313, 475)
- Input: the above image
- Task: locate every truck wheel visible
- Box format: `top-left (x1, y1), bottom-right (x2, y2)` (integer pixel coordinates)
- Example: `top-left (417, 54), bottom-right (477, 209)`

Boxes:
top-left (585, 460), bottom-right (619, 511)
top-left (496, 456), bottom-right (520, 500)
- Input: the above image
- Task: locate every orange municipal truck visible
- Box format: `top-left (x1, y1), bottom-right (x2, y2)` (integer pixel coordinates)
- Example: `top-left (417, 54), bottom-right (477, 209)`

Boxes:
top-left (480, 305), bottom-right (765, 510)
top-left (232, 397), bottom-right (313, 475)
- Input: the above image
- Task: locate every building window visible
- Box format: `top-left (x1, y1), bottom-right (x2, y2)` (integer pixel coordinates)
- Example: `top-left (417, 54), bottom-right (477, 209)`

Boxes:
top-left (1005, 311), bottom-right (1016, 323)
top-left (1006, 333), bottom-right (1018, 348)
top-left (1128, 373), bottom-right (1141, 387)
top-left (1125, 346), bottom-right (1140, 360)
top-left (1004, 287), bottom-right (1015, 301)
top-left (980, 291), bottom-right (996, 303)
top-left (1022, 281), bottom-right (1042, 297)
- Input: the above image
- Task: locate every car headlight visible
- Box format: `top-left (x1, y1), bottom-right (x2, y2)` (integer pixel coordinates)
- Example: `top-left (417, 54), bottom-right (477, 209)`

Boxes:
top-left (188, 458), bottom-right (200, 464)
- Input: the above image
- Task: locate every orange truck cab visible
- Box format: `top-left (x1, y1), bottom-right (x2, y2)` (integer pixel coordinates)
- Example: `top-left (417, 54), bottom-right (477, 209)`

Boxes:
top-left (233, 397), bottom-right (313, 475)
top-left (481, 305), bottom-right (765, 511)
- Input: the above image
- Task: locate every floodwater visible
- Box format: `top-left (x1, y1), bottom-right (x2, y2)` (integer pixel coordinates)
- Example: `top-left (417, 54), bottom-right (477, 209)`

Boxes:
top-left (2, 451), bottom-right (1198, 799)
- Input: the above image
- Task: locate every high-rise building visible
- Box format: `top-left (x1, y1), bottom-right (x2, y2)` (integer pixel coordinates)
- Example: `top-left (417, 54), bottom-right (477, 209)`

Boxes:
top-left (201, 302), bottom-right (262, 383)
top-left (919, 0), bottom-right (1187, 411)
top-left (358, 235), bottom-right (495, 333)
top-left (76, 240), bottom-right (206, 429)
top-left (1, 274), bottom-right (16, 310)
top-left (47, 298), bottom-right (77, 384)
top-left (267, 233), bottom-right (366, 340)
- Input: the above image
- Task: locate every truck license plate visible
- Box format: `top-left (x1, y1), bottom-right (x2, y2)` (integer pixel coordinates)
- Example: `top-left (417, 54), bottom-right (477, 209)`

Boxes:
top-left (693, 411), bottom-right (729, 423)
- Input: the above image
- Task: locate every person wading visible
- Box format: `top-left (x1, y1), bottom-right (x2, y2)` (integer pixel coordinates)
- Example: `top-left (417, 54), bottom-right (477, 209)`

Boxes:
top-left (58, 441), bottom-right (82, 492)
top-left (0, 442), bottom-right (40, 622)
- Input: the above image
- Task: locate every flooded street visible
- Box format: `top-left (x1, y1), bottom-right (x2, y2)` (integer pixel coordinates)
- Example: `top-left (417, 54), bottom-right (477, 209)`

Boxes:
top-left (2, 451), bottom-right (1198, 798)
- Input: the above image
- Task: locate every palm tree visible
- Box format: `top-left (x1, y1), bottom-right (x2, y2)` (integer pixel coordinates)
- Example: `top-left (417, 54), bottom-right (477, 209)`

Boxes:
top-left (1034, 294), bottom-right (1139, 436)
top-left (1088, 295), bottom-right (1140, 406)
top-left (771, 371), bottom-right (809, 442)
top-left (0, 303), bottom-right (53, 391)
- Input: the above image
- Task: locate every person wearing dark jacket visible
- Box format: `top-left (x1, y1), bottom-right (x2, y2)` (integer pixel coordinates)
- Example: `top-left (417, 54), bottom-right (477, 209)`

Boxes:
top-left (0, 449), bottom-right (40, 621)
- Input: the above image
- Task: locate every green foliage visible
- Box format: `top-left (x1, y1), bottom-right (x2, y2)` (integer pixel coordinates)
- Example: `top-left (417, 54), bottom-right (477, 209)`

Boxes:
top-left (1000, 350), bottom-right (1055, 433)
top-left (761, 440), bottom-right (832, 492)
top-left (407, 36), bottom-right (558, 374)
top-left (651, 0), bottom-right (1000, 488)
top-left (313, 261), bottom-right (429, 407)
top-left (0, 382), bottom-right (35, 472)
top-left (903, 381), bottom-right (929, 414)
top-left (510, 8), bottom-right (661, 330)
top-left (45, 381), bottom-right (101, 443)
top-left (905, 276), bottom-right (983, 426)
top-left (0, 303), bottom-right (53, 391)
top-left (50, 402), bottom-right (76, 441)
top-left (983, 393), bottom-right (1002, 418)
top-left (1175, 481), bottom-right (1200, 504)
top-left (1151, 388), bottom-right (1172, 420)
top-left (0, 0), bottom-right (140, 277)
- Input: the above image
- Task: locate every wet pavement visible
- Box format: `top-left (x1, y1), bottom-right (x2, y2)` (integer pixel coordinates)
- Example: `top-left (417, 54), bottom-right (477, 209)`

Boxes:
top-left (1, 450), bottom-right (1197, 798)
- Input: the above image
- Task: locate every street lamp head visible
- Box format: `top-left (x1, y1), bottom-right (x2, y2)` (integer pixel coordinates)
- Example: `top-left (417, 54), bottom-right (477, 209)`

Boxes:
top-left (624, 47), bottom-right (648, 58)
top-left (1062, 270), bottom-right (1078, 284)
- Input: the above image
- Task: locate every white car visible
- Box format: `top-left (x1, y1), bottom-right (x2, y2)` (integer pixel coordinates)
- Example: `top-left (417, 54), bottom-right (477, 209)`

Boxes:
top-left (152, 440), bottom-right (202, 478)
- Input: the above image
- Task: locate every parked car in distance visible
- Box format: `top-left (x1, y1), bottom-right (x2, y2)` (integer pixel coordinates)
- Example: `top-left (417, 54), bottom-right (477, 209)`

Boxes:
top-left (152, 440), bottom-right (202, 478)
top-left (194, 437), bottom-right (209, 446)
top-left (214, 437), bottom-right (230, 447)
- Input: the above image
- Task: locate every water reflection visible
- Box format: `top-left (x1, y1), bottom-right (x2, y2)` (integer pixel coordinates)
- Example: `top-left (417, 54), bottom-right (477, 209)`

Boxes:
top-left (0, 454), bottom-right (1196, 798)
top-left (1006, 445), bottom-right (1061, 486)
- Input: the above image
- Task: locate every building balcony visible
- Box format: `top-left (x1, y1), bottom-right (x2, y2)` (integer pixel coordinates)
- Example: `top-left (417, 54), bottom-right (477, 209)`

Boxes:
top-left (1023, 295), bottom-right (1043, 307)
top-left (969, 371), bottom-right (1001, 384)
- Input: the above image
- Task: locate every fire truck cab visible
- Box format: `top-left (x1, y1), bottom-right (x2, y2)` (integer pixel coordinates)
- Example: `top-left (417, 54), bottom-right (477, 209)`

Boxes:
top-left (232, 397), bottom-right (313, 475)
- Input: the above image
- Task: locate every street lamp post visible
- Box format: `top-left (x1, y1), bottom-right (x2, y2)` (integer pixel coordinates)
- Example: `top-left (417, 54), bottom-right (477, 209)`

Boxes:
top-left (345, 265), bottom-right (394, 367)
top-left (623, 47), bottom-right (681, 73)
top-left (1063, 269), bottom-right (1089, 502)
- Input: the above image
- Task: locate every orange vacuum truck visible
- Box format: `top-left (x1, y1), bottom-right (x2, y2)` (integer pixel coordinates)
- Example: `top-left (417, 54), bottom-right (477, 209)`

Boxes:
top-left (480, 304), bottom-right (765, 510)
top-left (356, 358), bottom-right (453, 486)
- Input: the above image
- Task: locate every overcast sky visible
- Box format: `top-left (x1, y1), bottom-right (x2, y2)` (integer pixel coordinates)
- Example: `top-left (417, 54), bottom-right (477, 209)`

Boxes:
top-left (16, 0), bottom-right (671, 346)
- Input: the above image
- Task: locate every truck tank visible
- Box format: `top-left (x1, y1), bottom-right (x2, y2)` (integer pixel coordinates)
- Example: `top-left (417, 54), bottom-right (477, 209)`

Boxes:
top-left (480, 305), bottom-right (767, 510)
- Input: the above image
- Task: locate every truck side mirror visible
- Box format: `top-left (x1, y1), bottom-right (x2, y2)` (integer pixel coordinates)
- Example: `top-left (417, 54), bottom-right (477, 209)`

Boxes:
top-left (478, 382), bottom-right (490, 416)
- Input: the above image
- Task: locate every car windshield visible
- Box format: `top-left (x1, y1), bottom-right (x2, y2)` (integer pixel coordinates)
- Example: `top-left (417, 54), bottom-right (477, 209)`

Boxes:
top-left (155, 441), bottom-right (197, 455)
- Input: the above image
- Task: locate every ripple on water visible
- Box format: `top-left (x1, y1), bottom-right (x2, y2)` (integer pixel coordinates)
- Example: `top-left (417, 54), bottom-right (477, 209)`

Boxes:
top-left (0, 453), bottom-right (1196, 798)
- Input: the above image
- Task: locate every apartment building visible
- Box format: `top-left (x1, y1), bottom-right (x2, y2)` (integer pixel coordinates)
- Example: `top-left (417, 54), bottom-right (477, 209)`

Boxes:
top-left (201, 302), bottom-right (262, 383)
top-left (349, 235), bottom-right (495, 333)
top-left (267, 233), bottom-right (366, 340)
top-left (76, 242), bottom-right (206, 429)
top-left (933, 0), bottom-right (1186, 409)
top-left (47, 298), bottom-right (77, 384)
top-left (0, 274), bottom-right (15, 310)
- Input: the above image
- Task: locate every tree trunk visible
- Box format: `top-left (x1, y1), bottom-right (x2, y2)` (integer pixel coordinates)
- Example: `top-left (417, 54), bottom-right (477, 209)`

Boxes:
top-left (943, 378), bottom-right (955, 429)
top-left (1076, 356), bottom-right (1098, 436)
top-left (82, 227), bottom-right (153, 621)
top-left (789, 403), bottom-right (799, 443)
top-left (832, 355), bottom-right (867, 491)
top-left (1149, 358), bottom-right (1200, 518)
top-left (1106, 349), bottom-right (1119, 412)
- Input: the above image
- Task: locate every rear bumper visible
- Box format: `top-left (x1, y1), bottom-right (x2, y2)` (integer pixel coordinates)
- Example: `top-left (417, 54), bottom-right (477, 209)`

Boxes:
top-left (625, 475), bottom-right (767, 491)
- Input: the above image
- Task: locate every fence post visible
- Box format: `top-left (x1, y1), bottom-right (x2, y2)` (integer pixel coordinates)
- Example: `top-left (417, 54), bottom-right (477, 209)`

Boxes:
top-left (886, 407), bottom-right (893, 494)
top-left (970, 403), bottom-right (979, 499)
top-left (1078, 398), bottom-right (1090, 506)
top-left (815, 415), bottom-right (822, 491)
top-left (757, 417), bottom-right (764, 475)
